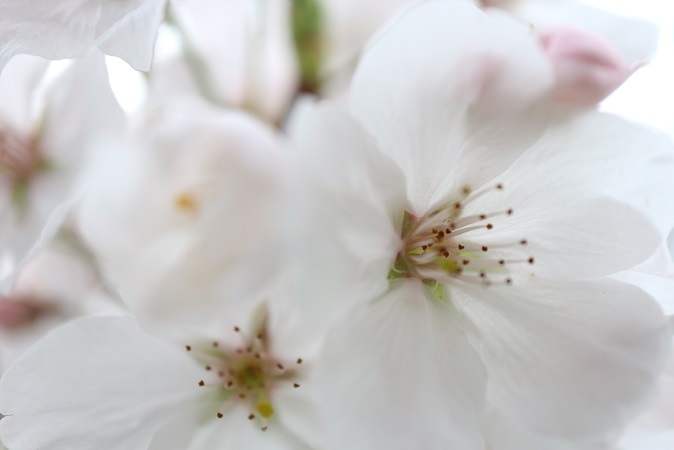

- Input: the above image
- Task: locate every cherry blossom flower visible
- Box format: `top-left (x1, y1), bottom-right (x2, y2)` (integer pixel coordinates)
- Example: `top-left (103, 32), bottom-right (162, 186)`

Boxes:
top-left (289, 2), bottom-right (674, 448)
top-left (0, 54), bottom-right (123, 269)
top-left (0, 297), bottom-right (325, 449)
top-left (76, 97), bottom-right (287, 332)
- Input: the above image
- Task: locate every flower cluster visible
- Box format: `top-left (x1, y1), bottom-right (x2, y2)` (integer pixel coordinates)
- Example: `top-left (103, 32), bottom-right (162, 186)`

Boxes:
top-left (0, 0), bottom-right (673, 449)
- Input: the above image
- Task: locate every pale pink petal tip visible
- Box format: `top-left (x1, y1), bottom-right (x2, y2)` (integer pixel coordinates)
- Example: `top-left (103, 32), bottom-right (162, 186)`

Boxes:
top-left (538, 26), bottom-right (636, 107)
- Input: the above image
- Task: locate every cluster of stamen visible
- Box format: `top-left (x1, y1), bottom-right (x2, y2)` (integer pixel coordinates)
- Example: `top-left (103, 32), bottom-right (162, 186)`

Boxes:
top-left (391, 184), bottom-right (534, 289)
top-left (0, 125), bottom-right (45, 207)
top-left (185, 322), bottom-right (303, 431)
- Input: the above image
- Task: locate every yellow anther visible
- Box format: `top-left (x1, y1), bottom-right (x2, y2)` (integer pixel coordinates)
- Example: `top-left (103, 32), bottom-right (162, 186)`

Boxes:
top-left (257, 401), bottom-right (274, 419)
top-left (174, 192), bottom-right (198, 213)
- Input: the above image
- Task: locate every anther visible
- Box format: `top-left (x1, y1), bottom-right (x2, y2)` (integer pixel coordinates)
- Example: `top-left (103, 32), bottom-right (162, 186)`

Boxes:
top-left (499, 260), bottom-right (505, 265)
top-left (462, 260), bottom-right (470, 265)
top-left (496, 183), bottom-right (504, 190)
top-left (227, 381), bottom-right (234, 387)
top-left (528, 257), bottom-right (535, 264)
top-left (458, 244), bottom-right (465, 250)
top-left (506, 278), bottom-right (512, 284)
top-left (212, 341), bottom-right (219, 348)
top-left (454, 202), bottom-right (462, 209)
top-left (256, 333), bottom-right (263, 340)
top-left (234, 326), bottom-right (240, 332)
top-left (217, 412), bottom-right (223, 419)
top-left (479, 272), bottom-right (486, 278)
top-left (293, 383), bottom-right (300, 388)
top-left (261, 426), bottom-right (268, 432)
top-left (198, 380), bottom-right (205, 387)
top-left (520, 239), bottom-right (528, 245)
top-left (248, 414), bottom-right (255, 420)
top-left (257, 401), bottom-right (275, 419)
top-left (462, 185), bottom-right (471, 195)
top-left (297, 358), bottom-right (303, 364)
top-left (481, 246), bottom-right (488, 252)
top-left (507, 209), bottom-right (513, 215)
top-left (205, 366), bottom-right (211, 371)
top-left (486, 223), bottom-right (493, 229)
top-left (185, 345), bottom-right (191, 352)
top-left (277, 363), bottom-right (284, 370)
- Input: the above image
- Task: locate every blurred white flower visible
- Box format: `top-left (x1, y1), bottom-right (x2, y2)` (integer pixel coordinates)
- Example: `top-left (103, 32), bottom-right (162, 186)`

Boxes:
top-left (76, 98), bottom-right (287, 333)
top-left (290, 2), bottom-right (673, 448)
top-left (0, 0), bottom-right (167, 72)
top-left (0, 54), bottom-right (123, 268)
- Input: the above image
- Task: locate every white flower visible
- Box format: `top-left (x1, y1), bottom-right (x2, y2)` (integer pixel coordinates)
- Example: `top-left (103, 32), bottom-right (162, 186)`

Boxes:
top-left (0, 0), bottom-right (167, 72)
top-left (0, 54), bottom-right (123, 268)
top-left (76, 98), bottom-right (287, 332)
top-left (0, 297), bottom-right (325, 449)
top-left (289, 2), bottom-right (673, 448)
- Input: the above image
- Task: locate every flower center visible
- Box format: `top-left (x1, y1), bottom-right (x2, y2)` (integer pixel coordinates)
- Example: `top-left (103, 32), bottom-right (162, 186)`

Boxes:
top-left (0, 296), bottom-right (51, 330)
top-left (185, 322), bottom-right (303, 431)
top-left (390, 184), bottom-right (534, 293)
top-left (0, 124), bottom-right (47, 208)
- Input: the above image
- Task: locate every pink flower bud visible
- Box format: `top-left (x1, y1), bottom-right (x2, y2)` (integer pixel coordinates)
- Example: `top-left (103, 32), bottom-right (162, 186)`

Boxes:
top-left (538, 26), bottom-right (638, 106)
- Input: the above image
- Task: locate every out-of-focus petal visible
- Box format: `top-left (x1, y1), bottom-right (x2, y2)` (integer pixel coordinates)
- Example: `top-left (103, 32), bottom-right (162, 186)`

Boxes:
top-left (0, 317), bottom-right (202, 450)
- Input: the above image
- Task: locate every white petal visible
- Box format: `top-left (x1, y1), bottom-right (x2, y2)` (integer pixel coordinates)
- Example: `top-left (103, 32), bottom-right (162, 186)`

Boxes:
top-left (96, 0), bottom-right (166, 71)
top-left (516, 112), bottom-right (674, 238)
top-left (483, 407), bottom-right (610, 450)
top-left (289, 103), bottom-right (405, 329)
top-left (461, 114), bottom-right (671, 280)
top-left (316, 279), bottom-right (486, 450)
top-left (0, 0), bottom-right (98, 70)
top-left (0, 317), bottom-right (202, 450)
top-left (0, 0), bottom-right (165, 72)
top-left (614, 242), bottom-right (674, 315)
top-left (351, 1), bottom-right (554, 212)
top-left (456, 278), bottom-right (671, 443)
top-left (0, 55), bottom-right (48, 131)
top-left (618, 344), bottom-right (674, 450)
